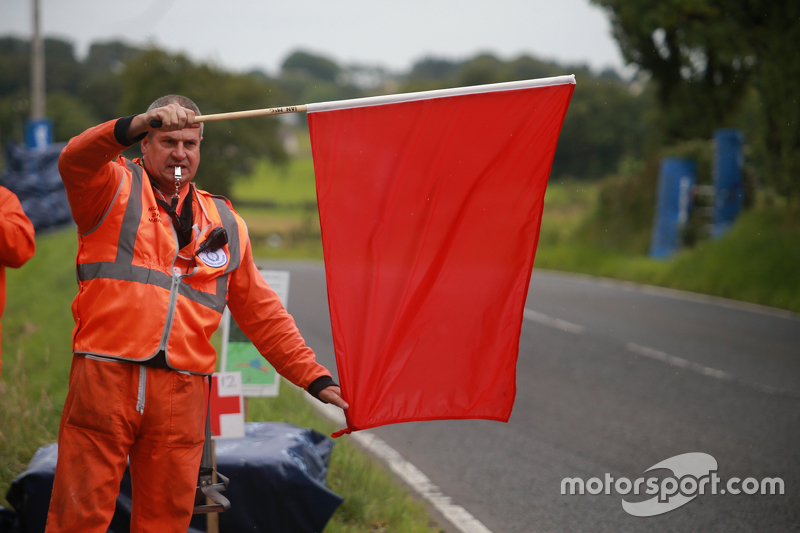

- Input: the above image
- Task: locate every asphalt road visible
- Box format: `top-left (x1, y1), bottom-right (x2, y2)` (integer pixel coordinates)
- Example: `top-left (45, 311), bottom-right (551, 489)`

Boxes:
top-left (262, 261), bottom-right (800, 533)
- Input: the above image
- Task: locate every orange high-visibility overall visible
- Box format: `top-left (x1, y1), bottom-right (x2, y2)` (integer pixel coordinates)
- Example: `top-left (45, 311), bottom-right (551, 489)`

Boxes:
top-left (0, 185), bottom-right (36, 376)
top-left (46, 120), bottom-right (332, 533)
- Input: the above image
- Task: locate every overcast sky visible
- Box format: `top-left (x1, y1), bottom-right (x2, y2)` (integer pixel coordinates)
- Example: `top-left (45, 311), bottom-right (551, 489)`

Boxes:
top-left (1, 0), bottom-right (628, 76)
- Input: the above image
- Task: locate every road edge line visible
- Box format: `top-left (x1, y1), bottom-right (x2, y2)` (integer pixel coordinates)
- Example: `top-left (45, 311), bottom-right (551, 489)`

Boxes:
top-left (307, 398), bottom-right (494, 533)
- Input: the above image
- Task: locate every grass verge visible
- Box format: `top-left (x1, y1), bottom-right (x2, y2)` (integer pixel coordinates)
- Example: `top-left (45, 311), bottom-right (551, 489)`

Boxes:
top-left (0, 351), bottom-right (58, 506)
top-left (1, 227), bottom-right (77, 507)
top-left (535, 201), bottom-right (800, 313)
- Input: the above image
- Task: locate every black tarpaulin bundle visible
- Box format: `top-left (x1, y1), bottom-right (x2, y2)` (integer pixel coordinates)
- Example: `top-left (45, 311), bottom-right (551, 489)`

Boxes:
top-left (2, 422), bottom-right (342, 533)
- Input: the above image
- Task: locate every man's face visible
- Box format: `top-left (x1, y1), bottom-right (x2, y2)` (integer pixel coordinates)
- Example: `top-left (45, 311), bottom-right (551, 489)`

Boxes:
top-left (141, 128), bottom-right (202, 195)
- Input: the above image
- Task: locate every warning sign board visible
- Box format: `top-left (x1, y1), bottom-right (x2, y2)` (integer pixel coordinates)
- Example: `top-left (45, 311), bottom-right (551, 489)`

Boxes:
top-left (220, 270), bottom-right (290, 397)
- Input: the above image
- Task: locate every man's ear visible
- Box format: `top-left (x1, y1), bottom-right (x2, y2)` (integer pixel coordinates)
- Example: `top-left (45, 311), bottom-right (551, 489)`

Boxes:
top-left (140, 134), bottom-right (149, 156)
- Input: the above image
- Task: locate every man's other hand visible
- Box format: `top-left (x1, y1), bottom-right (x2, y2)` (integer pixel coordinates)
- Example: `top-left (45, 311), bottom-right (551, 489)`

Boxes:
top-left (318, 385), bottom-right (349, 410)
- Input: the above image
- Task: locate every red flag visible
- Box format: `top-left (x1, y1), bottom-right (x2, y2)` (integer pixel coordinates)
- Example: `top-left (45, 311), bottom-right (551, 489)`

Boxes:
top-left (307, 77), bottom-right (575, 436)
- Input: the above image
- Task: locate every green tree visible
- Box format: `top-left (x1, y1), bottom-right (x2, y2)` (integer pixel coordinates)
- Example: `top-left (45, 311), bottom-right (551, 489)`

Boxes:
top-left (0, 38), bottom-right (29, 97)
top-left (408, 57), bottom-right (459, 84)
top-left (0, 37), bottom-right (84, 98)
top-left (738, 0), bottom-right (800, 199)
top-left (119, 48), bottom-right (287, 197)
top-left (592, 0), bottom-right (800, 198)
top-left (0, 94), bottom-right (28, 149)
top-left (42, 39), bottom-right (85, 97)
top-left (0, 37), bottom-right (92, 148)
top-left (500, 55), bottom-right (562, 82)
top-left (552, 69), bottom-right (649, 179)
top-left (281, 50), bottom-right (341, 83)
top-left (47, 92), bottom-right (99, 142)
top-left (277, 50), bottom-right (364, 129)
top-left (592, 0), bottom-right (752, 140)
top-left (455, 53), bottom-right (505, 86)
top-left (84, 41), bottom-right (143, 72)
top-left (278, 68), bottom-right (358, 106)
top-left (80, 41), bottom-right (144, 121)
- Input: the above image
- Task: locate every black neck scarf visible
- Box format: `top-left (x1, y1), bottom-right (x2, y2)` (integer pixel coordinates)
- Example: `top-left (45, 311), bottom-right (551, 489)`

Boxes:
top-left (152, 180), bottom-right (194, 250)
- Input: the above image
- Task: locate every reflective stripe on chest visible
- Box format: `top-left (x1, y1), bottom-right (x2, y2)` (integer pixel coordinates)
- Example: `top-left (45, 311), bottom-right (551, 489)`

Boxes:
top-left (76, 160), bottom-right (240, 314)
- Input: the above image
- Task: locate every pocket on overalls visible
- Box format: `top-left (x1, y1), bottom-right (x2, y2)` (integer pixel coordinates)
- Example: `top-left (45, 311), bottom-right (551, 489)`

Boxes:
top-left (64, 356), bottom-right (126, 437)
top-left (167, 371), bottom-right (206, 447)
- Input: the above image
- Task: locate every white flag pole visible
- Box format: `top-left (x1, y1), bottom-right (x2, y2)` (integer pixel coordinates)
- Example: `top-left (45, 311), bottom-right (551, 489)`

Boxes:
top-left (177, 75), bottom-right (576, 125)
top-left (193, 104), bottom-right (307, 123)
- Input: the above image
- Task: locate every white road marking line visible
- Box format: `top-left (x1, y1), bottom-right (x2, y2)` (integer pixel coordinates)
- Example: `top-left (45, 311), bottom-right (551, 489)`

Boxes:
top-left (309, 398), bottom-right (494, 533)
top-left (627, 342), bottom-right (735, 381)
top-left (626, 342), bottom-right (789, 395)
top-left (353, 433), bottom-right (493, 533)
top-left (523, 309), bottom-right (586, 334)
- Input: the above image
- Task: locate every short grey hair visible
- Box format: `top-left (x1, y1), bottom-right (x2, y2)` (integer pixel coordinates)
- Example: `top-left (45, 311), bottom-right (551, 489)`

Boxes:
top-left (147, 94), bottom-right (204, 137)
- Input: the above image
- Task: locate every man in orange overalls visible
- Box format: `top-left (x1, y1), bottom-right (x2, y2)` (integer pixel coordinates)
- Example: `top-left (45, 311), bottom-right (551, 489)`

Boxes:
top-left (0, 185), bottom-right (36, 377)
top-left (45, 95), bottom-right (348, 533)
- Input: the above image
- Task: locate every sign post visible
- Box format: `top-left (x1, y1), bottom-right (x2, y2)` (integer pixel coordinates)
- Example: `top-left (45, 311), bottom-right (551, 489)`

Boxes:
top-left (206, 371), bottom-right (244, 532)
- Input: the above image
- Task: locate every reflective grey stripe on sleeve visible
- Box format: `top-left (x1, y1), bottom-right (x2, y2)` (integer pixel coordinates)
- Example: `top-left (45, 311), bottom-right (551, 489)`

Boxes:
top-left (76, 161), bottom-right (143, 284)
top-left (116, 161), bottom-right (144, 264)
top-left (215, 275), bottom-right (228, 307)
top-left (80, 165), bottom-right (127, 238)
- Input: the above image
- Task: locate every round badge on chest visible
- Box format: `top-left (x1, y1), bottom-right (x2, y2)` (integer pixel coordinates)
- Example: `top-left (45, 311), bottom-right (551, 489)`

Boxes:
top-left (198, 249), bottom-right (228, 268)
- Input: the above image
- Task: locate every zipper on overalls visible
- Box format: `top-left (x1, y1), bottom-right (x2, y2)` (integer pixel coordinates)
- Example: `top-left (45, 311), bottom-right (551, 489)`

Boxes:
top-left (140, 170), bottom-right (194, 414)
top-left (156, 172), bottom-right (185, 356)
top-left (136, 365), bottom-right (146, 414)
top-left (158, 268), bottom-right (182, 352)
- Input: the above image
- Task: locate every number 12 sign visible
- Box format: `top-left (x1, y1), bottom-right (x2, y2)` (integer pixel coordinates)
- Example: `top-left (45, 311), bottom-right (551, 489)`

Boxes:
top-left (209, 372), bottom-right (245, 439)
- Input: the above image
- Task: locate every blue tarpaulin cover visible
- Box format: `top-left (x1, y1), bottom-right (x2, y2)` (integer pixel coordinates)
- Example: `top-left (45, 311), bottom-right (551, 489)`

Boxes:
top-left (0, 142), bottom-right (72, 232)
top-left (2, 422), bottom-right (342, 533)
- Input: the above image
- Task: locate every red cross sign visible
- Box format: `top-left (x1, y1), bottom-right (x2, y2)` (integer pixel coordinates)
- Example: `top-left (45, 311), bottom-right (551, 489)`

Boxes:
top-left (208, 372), bottom-right (245, 438)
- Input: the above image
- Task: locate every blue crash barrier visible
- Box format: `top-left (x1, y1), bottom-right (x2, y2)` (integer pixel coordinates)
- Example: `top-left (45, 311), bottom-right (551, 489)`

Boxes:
top-left (649, 157), bottom-right (697, 258)
top-left (712, 128), bottom-right (745, 238)
top-left (1, 422), bottom-right (343, 533)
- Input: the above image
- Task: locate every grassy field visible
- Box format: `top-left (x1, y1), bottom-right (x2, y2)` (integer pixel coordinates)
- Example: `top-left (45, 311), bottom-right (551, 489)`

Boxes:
top-left (232, 155), bottom-right (325, 260)
top-left (0, 228), bottom-right (443, 532)
top-left (232, 157), bottom-right (318, 205)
